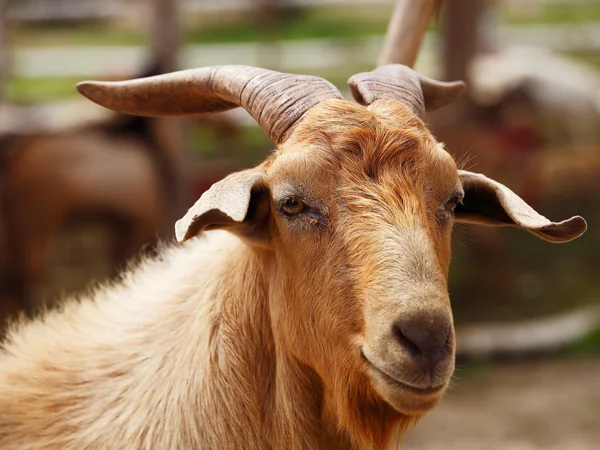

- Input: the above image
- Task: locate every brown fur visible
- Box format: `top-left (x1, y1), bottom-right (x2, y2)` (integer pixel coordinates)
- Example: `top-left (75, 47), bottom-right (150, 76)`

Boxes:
top-left (0, 99), bottom-right (461, 449)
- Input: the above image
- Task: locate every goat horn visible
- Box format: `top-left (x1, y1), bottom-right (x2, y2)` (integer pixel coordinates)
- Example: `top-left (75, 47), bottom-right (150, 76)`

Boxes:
top-left (77, 65), bottom-right (343, 144)
top-left (347, 64), bottom-right (465, 119)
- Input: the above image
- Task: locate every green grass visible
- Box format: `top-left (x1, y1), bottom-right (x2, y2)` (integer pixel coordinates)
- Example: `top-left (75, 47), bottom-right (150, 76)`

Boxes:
top-left (13, 23), bottom-right (143, 47)
top-left (569, 52), bottom-right (600, 71)
top-left (190, 121), bottom-right (272, 164)
top-left (7, 76), bottom-right (84, 103)
top-left (565, 324), bottom-right (600, 356)
top-left (187, 5), bottom-right (395, 44)
top-left (505, 1), bottom-right (600, 25)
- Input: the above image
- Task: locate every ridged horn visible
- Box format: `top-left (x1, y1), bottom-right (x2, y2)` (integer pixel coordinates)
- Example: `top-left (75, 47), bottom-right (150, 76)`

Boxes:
top-left (348, 64), bottom-right (465, 119)
top-left (77, 65), bottom-right (343, 144)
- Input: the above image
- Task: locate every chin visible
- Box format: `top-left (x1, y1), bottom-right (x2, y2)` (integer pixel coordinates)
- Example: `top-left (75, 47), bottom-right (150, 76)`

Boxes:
top-left (367, 367), bottom-right (450, 415)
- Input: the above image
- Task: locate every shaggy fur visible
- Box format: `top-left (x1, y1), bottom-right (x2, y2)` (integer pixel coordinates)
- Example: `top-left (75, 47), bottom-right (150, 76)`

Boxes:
top-left (0, 99), bottom-right (479, 449)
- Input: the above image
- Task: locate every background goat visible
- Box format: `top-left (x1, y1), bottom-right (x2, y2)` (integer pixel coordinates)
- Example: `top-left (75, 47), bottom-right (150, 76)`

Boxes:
top-left (0, 64), bottom-right (586, 449)
top-left (0, 62), bottom-right (183, 318)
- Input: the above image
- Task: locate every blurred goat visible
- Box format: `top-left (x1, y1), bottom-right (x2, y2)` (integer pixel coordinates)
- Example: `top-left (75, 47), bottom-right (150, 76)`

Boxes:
top-left (0, 64), bottom-right (586, 449)
top-left (0, 63), bottom-right (183, 316)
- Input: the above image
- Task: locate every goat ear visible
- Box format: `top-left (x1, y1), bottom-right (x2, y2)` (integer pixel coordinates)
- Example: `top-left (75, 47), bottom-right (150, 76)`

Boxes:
top-left (456, 170), bottom-right (587, 243)
top-left (175, 170), bottom-right (269, 243)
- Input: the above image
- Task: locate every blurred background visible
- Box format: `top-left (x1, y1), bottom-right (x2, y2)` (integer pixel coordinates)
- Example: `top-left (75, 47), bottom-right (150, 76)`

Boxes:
top-left (0, 0), bottom-right (598, 448)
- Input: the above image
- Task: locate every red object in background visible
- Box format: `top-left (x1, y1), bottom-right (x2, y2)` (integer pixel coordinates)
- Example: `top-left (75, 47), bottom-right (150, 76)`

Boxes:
top-left (498, 124), bottom-right (540, 155)
top-left (496, 123), bottom-right (542, 207)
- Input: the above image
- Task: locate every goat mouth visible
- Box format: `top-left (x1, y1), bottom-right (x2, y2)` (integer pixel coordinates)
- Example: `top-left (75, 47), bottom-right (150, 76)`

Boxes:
top-left (360, 351), bottom-right (445, 396)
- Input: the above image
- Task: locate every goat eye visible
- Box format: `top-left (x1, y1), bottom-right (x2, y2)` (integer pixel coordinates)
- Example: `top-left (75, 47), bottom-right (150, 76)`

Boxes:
top-left (282, 197), bottom-right (304, 215)
top-left (445, 196), bottom-right (463, 213)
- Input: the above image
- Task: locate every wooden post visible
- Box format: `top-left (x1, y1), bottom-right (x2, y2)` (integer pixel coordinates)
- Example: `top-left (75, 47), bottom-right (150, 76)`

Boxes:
top-left (147, 0), bottom-right (181, 74)
top-left (146, 0), bottom-right (187, 226)
top-left (378, 0), bottom-right (438, 67)
top-left (441, 0), bottom-right (488, 83)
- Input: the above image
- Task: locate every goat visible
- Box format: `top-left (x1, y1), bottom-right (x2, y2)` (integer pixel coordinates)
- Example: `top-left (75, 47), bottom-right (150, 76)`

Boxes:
top-left (0, 62), bottom-right (183, 316)
top-left (0, 64), bottom-right (586, 449)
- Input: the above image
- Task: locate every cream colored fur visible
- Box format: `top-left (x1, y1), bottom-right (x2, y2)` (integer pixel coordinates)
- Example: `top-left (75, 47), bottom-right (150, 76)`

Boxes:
top-left (0, 232), bottom-right (323, 449)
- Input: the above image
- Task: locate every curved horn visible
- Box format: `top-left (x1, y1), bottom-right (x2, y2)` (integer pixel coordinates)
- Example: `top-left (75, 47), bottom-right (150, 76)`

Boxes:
top-left (347, 64), bottom-right (465, 119)
top-left (77, 65), bottom-right (343, 144)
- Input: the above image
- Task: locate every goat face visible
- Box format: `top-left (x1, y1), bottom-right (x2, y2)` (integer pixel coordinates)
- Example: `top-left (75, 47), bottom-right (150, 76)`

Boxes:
top-left (264, 99), bottom-right (457, 416)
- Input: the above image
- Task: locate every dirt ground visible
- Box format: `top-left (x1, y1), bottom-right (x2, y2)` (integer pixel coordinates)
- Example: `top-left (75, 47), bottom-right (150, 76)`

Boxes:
top-left (402, 356), bottom-right (600, 450)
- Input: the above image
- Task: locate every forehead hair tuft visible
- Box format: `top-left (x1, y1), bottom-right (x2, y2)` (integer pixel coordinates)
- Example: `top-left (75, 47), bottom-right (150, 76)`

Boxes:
top-left (285, 98), bottom-right (437, 184)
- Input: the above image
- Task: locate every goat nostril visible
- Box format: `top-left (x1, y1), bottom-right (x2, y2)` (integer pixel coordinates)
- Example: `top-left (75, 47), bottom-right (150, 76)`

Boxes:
top-left (392, 323), bottom-right (422, 358)
top-left (443, 329), bottom-right (453, 353)
top-left (392, 314), bottom-right (453, 366)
